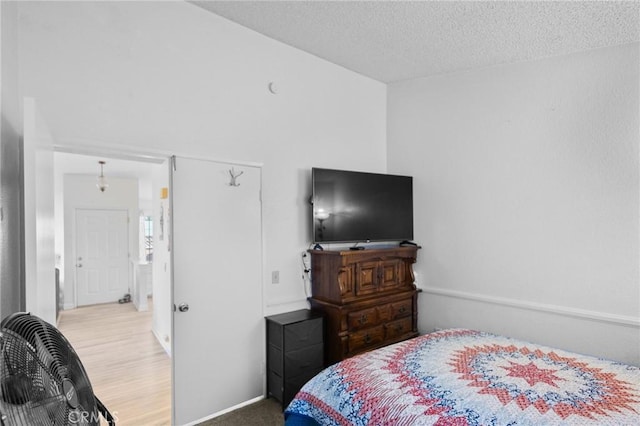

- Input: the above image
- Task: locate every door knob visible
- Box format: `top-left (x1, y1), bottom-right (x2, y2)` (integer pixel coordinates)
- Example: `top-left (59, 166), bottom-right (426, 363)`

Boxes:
top-left (76, 264), bottom-right (83, 268)
top-left (178, 303), bottom-right (189, 312)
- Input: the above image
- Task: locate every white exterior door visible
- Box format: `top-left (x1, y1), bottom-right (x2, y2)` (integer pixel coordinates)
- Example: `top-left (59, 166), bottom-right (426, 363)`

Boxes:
top-left (171, 157), bottom-right (263, 425)
top-left (75, 209), bottom-right (129, 306)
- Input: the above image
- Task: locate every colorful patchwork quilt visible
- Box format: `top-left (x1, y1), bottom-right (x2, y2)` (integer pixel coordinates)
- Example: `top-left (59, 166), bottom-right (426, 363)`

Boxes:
top-left (284, 329), bottom-right (640, 425)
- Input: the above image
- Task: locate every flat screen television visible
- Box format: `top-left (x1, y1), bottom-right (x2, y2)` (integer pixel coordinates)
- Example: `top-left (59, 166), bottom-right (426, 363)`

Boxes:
top-left (311, 167), bottom-right (413, 244)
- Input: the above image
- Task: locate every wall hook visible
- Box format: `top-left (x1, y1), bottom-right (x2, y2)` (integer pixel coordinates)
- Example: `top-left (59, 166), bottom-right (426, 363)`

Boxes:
top-left (228, 167), bottom-right (244, 187)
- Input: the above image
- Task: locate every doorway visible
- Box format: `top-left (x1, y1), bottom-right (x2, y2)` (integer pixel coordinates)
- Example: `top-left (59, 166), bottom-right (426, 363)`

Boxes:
top-left (53, 150), bottom-right (171, 425)
top-left (51, 151), bottom-right (266, 424)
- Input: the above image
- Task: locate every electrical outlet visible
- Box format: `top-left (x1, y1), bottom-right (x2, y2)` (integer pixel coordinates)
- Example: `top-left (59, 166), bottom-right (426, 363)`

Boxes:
top-left (272, 270), bottom-right (280, 284)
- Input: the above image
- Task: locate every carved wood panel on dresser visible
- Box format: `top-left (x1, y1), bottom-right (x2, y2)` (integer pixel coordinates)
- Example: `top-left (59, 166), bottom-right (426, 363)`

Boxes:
top-left (308, 246), bottom-right (419, 365)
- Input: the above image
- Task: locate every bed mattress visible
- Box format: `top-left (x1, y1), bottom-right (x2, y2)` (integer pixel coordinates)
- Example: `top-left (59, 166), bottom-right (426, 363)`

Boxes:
top-left (285, 329), bottom-right (640, 425)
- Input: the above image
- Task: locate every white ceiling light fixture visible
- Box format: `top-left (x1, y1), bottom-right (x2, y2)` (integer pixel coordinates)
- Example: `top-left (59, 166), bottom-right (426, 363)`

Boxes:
top-left (96, 160), bottom-right (109, 192)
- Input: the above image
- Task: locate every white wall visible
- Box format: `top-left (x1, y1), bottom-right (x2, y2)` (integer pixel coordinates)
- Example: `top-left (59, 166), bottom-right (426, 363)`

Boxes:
top-left (62, 175), bottom-right (140, 309)
top-left (0, 0), bottom-right (24, 320)
top-left (18, 1), bottom-right (387, 315)
top-left (388, 43), bottom-right (640, 365)
top-left (23, 98), bottom-right (56, 324)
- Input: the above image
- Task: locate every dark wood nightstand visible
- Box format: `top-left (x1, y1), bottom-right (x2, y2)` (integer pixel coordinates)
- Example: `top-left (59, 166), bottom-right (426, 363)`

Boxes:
top-left (265, 309), bottom-right (324, 409)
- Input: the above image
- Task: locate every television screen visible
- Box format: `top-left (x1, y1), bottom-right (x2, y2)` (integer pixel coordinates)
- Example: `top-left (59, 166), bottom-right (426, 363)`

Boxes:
top-left (312, 168), bottom-right (413, 244)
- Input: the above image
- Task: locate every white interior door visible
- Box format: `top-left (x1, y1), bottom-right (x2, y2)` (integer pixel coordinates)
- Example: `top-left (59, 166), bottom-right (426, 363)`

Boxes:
top-left (75, 209), bottom-right (129, 306)
top-left (171, 157), bottom-right (263, 425)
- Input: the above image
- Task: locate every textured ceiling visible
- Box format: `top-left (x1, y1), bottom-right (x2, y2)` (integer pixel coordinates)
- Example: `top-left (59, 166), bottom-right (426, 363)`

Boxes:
top-left (191, 0), bottom-right (640, 83)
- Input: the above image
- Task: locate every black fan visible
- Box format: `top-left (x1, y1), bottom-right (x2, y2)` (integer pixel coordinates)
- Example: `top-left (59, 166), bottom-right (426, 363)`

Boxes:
top-left (0, 313), bottom-right (114, 425)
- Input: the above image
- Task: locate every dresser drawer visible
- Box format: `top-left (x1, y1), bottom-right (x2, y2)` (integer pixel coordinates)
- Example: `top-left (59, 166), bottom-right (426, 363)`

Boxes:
top-left (390, 299), bottom-right (412, 319)
top-left (348, 307), bottom-right (379, 330)
top-left (348, 325), bottom-right (385, 352)
top-left (385, 317), bottom-right (413, 340)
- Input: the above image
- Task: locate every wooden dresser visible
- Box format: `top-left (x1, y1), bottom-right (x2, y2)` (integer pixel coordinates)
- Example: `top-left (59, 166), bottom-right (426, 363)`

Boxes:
top-left (308, 246), bottom-right (419, 365)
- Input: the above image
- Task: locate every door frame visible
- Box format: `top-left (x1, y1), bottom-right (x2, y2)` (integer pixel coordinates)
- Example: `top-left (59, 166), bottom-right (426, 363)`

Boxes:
top-left (56, 145), bottom-right (168, 310)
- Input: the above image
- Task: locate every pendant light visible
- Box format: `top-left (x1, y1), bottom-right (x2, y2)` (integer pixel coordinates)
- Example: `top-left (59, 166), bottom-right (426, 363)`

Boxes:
top-left (96, 161), bottom-right (109, 192)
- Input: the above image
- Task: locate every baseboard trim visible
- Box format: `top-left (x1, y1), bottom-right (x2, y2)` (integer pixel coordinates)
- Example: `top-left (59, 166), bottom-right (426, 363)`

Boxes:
top-left (420, 286), bottom-right (639, 327)
top-left (182, 395), bottom-right (264, 426)
top-left (151, 328), bottom-right (171, 356)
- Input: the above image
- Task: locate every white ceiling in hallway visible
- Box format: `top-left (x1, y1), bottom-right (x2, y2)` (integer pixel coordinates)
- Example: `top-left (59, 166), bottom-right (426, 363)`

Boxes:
top-left (54, 152), bottom-right (160, 203)
top-left (190, 0), bottom-right (640, 83)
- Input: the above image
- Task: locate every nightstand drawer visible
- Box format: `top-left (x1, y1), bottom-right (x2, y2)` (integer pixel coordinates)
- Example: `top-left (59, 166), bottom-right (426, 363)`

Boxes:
top-left (284, 368), bottom-right (323, 409)
top-left (268, 370), bottom-right (283, 401)
top-left (268, 343), bottom-right (283, 376)
top-left (284, 317), bottom-right (323, 351)
top-left (285, 343), bottom-right (324, 377)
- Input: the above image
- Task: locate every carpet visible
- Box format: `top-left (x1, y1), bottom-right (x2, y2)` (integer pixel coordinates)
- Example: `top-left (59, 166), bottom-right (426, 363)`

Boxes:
top-left (198, 398), bottom-right (284, 425)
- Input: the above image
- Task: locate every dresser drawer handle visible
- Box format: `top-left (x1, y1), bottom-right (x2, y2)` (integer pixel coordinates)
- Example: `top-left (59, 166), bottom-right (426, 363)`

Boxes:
top-left (395, 324), bottom-right (403, 333)
top-left (364, 334), bottom-right (372, 344)
top-left (398, 306), bottom-right (407, 314)
top-left (358, 314), bottom-right (368, 325)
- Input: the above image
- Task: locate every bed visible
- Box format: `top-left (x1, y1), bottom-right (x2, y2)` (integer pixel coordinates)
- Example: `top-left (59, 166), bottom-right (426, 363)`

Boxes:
top-left (284, 329), bottom-right (640, 425)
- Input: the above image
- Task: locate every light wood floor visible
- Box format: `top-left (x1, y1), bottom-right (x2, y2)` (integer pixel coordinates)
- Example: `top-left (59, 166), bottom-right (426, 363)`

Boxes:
top-left (57, 300), bottom-right (171, 425)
